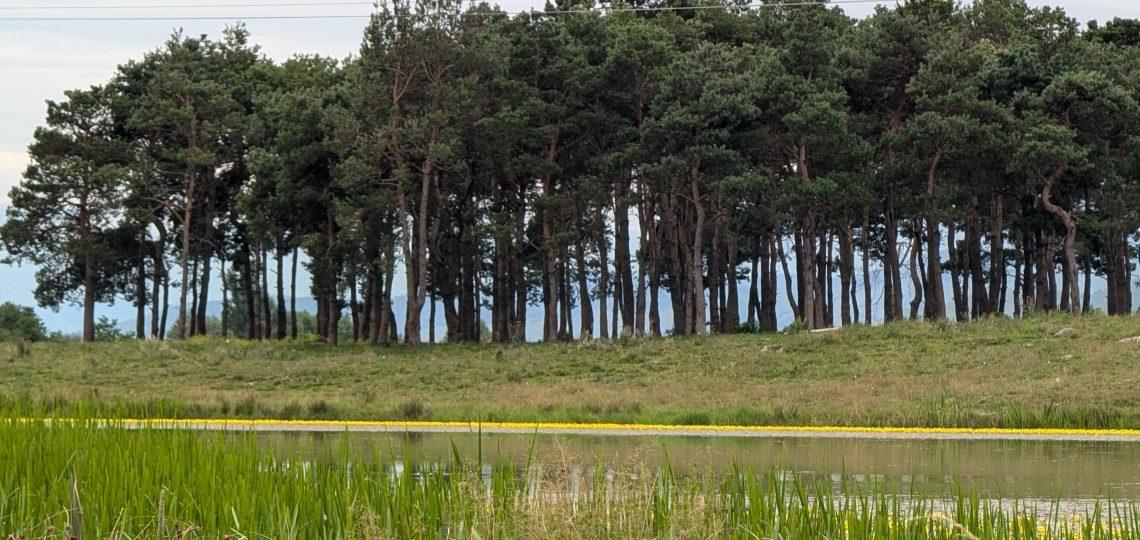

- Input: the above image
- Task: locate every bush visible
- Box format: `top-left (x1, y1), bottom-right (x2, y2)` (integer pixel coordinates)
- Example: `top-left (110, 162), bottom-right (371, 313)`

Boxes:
top-left (0, 302), bottom-right (47, 342)
top-left (395, 400), bottom-right (430, 420)
top-left (782, 318), bottom-right (807, 334)
top-left (95, 316), bottom-right (129, 341)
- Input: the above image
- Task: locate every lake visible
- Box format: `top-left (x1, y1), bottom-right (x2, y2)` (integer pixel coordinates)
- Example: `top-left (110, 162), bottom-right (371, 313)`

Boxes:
top-left (255, 430), bottom-right (1140, 502)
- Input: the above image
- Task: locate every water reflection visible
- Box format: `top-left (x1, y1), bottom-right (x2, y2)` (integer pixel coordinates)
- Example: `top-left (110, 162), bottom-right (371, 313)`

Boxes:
top-left (249, 431), bottom-right (1140, 500)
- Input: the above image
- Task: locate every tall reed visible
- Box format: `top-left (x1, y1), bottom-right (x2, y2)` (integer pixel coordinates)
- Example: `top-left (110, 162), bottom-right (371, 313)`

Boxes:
top-left (1, 417), bottom-right (1137, 539)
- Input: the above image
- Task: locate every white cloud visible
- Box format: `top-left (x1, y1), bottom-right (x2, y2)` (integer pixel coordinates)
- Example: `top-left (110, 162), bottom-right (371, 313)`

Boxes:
top-left (0, 151), bottom-right (29, 204)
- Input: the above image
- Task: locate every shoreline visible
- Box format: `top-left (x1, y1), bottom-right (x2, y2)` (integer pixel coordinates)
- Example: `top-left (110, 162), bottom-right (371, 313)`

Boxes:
top-left (27, 418), bottom-right (1140, 442)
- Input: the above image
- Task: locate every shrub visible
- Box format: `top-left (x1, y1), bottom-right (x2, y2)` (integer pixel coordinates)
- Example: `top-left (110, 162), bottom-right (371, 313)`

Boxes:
top-left (672, 411), bottom-right (712, 426)
top-left (94, 316), bottom-right (129, 341)
top-left (307, 399), bottom-right (335, 417)
top-left (395, 400), bottom-right (430, 420)
top-left (0, 302), bottom-right (47, 342)
top-left (782, 318), bottom-right (807, 334)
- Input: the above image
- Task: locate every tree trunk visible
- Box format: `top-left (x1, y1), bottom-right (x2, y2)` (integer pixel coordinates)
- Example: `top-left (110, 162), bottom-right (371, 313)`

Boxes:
top-left (290, 244), bottom-right (298, 339)
top-left (177, 169), bottom-right (196, 340)
top-left (1025, 232), bottom-right (1036, 313)
top-left (428, 292), bottom-right (436, 344)
top-left (909, 225), bottom-right (924, 320)
top-left (690, 170), bottom-right (707, 335)
top-left (634, 210), bottom-right (648, 338)
top-left (1035, 231), bottom-right (1053, 311)
top-left (923, 151), bottom-right (946, 320)
top-left (540, 141), bottom-right (560, 342)
top-left (748, 250), bottom-right (759, 328)
top-left (924, 215), bottom-right (946, 320)
top-left (575, 235), bottom-right (593, 340)
top-left (369, 265), bottom-right (383, 344)
top-left (850, 241), bottom-right (860, 325)
top-left (82, 247), bottom-right (96, 343)
top-left (822, 230), bottom-right (833, 327)
top-left (380, 245), bottom-right (397, 345)
top-left (256, 248), bottom-right (267, 340)
top-left (189, 259), bottom-right (199, 337)
top-left (135, 243), bottom-right (147, 340)
top-left (1112, 227), bottom-right (1133, 314)
top-left (884, 187), bottom-right (904, 321)
top-left (196, 252), bottom-right (211, 336)
top-left (799, 220), bottom-right (820, 330)
top-left (967, 206), bottom-right (990, 317)
top-left (324, 200), bottom-right (339, 345)
top-left (350, 266), bottom-right (360, 342)
top-left (261, 248), bottom-right (272, 340)
top-left (220, 255), bottom-right (228, 338)
top-left (276, 244), bottom-right (286, 339)
top-left (988, 197), bottom-right (1004, 314)
top-left (460, 200), bottom-right (480, 342)
top-left (513, 190), bottom-right (528, 342)
top-left (776, 233), bottom-right (799, 321)
top-left (615, 168), bottom-right (635, 336)
top-left (612, 283), bottom-right (620, 338)
top-left (560, 254), bottom-right (573, 339)
top-left (761, 234), bottom-right (778, 331)
top-left (151, 225), bottom-right (164, 339)
top-left (861, 214), bottom-right (872, 325)
top-left (243, 248), bottom-right (256, 340)
top-left (1041, 168), bottom-right (1080, 315)
top-left (362, 270), bottom-right (374, 343)
top-left (597, 213), bottom-right (610, 340)
top-left (160, 266), bottom-right (169, 340)
top-left (708, 223), bottom-right (722, 333)
top-left (645, 198), bottom-right (662, 338)
top-left (947, 221), bottom-right (966, 321)
top-left (839, 224), bottom-right (853, 327)
top-left (399, 168), bottom-right (430, 346)
top-left (1082, 255), bottom-right (1092, 314)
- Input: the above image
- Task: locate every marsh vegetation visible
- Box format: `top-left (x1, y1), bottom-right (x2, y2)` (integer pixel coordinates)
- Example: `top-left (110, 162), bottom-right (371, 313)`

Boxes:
top-left (3, 416), bottom-right (1139, 539)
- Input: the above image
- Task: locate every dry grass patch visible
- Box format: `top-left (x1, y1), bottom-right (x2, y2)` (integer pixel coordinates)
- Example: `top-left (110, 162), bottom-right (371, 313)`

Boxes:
top-left (0, 312), bottom-right (1137, 429)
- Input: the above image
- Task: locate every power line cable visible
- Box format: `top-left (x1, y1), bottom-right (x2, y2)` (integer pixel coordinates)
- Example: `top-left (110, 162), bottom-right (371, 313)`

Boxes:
top-left (0, 1), bottom-right (376, 9)
top-left (0, 0), bottom-right (891, 21)
top-left (0, 0), bottom-right (887, 7)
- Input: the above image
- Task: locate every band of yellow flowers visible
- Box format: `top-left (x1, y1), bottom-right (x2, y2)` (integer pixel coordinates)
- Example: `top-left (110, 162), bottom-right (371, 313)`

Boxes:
top-left (17, 417), bottom-right (1140, 438)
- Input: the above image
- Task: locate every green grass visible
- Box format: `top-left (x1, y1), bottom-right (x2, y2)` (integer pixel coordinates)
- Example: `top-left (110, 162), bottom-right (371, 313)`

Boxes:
top-left (2, 416), bottom-right (1138, 539)
top-left (1, 312), bottom-right (1138, 429)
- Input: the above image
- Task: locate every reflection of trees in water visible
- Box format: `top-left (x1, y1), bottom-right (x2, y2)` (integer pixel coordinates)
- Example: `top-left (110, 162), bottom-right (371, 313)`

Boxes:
top-left (253, 431), bottom-right (1140, 500)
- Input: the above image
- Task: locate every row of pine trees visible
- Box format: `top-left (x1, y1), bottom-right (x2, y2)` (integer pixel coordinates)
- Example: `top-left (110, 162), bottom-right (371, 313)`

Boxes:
top-left (1, 0), bottom-right (1137, 343)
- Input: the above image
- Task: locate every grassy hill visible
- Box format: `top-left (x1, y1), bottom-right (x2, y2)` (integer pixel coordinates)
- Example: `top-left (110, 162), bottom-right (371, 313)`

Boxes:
top-left (2, 312), bottom-right (1138, 429)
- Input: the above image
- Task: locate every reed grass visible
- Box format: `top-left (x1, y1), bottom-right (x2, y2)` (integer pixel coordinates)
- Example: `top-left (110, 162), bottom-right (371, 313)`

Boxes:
top-left (2, 415), bottom-right (1138, 539)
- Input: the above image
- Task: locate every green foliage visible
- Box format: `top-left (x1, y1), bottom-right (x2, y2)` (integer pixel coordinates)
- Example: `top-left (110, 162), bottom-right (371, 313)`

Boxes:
top-left (1086, 17), bottom-right (1140, 47)
top-left (93, 316), bottom-right (129, 342)
top-left (1, 417), bottom-right (1137, 538)
top-left (2, 0), bottom-right (1139, 345)
top-left (0, 302), bottom-right (47, 342)
top-left (0, 87), bottom-right (129, 342)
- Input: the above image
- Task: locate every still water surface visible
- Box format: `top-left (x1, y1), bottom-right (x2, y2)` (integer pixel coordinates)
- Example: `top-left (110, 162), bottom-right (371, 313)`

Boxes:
top-left (253, 431), bottom-right (1140, 500)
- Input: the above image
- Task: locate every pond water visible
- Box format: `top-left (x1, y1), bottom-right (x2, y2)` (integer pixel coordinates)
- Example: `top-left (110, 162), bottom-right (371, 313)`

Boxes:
top-left (253, 431), bottom-right (1140, 501)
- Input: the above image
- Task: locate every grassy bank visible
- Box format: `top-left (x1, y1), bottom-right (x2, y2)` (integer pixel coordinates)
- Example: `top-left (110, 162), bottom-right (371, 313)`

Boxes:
top-left (2, 417), bottom-right (1137, 539)
top-left (2, 312), bottom-right (1138, 429)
